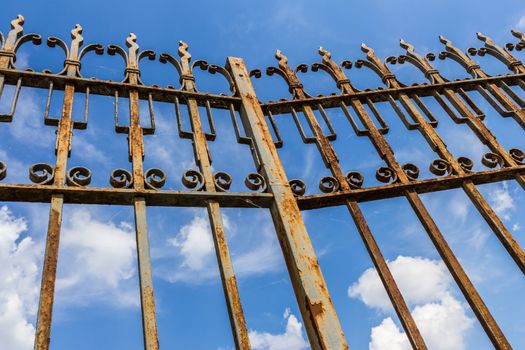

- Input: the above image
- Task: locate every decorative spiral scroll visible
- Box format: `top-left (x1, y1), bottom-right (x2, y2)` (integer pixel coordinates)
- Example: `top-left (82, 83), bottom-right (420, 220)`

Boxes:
top-left (457, 157), bottom-right (473, 173)
top-left (481, 152), bottom-right (504, 168)
top-left (289, 179), bottom-right (306, 196)
top-left (144, 168), bottom-right (166, 189)
top-left (182, 169), bottom-right (205, 191)
top-left (375, 166), bottom-right (398, 184)
top-left (346, 171), bottom-right (364, 189)
top-left (29, 163), bottom-right (55, 185)
top-left (402, 163), bottom-right (419, 181)
top-left (0, 162), bottom-right (6, 181)
top-left (245, 173), bottom-right (267, 192)
top-left (66, 166), bottom-right (92, 187)
top-left (109, 169), bottom-right (133, 188)
top-left (509, 148), bottom-right (525, 165)
top-left (429, 159), bottom-right (452, 176)
top-left (214, 172), bottom-right (232, 192)
top-left (319, 176), bottom-right (340, 193)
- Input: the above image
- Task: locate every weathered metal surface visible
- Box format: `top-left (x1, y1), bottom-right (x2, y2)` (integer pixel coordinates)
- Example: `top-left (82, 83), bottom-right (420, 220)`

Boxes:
top-left (268, 49), bottom-right (427, 349)
top-left (33, 24), bottom-right (85, 350)
top-left (396, 40), bottom-right (525, 275)
top-left (0, 15), bottom-right (523, 350)
top-left (228, 57), bottom-right (349, 350)
top-left (171, 41), bottom-right (250, 349)
top-left (108, 33), bottom-right (160, 350)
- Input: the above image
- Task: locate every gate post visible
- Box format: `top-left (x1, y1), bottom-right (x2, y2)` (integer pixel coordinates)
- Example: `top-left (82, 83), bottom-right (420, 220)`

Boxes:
top-left (226, 57), bottom-right (349, 350)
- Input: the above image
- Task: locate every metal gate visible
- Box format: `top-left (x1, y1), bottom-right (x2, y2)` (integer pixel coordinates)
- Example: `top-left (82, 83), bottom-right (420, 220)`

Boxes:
top-left (0, 15), bottom-right (524, 350)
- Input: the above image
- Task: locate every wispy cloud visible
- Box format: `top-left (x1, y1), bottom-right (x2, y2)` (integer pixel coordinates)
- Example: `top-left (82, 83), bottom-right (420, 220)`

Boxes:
top-left (516, 15), bottom-right (525, 30)
top-left (155, 211), bottom-right (282, 284)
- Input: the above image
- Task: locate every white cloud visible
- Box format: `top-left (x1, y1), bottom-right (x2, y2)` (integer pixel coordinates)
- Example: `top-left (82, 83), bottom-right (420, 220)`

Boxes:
top-left (168, 215), bottom-right (215, 272)
top-left (0, 206), bottom-right (42, 350)
top-left (348, 256), bottom-right (451, 311)
top-left (410, 295), bottom-right (474, 350)
top-left (249, 308), bottom-right (309, 350)
top-left (56, 209), bottom-right (138, 306)
top-left (517, 15), bottom-right (525, 30)
top-left (158, 212), bottom-right (281, 284)
top-left (349, 256), bottom-right (475, 350)
top-left (369, 318), bottom-right (410, 350)
top-left (0, 89), bottom-right (54, 148)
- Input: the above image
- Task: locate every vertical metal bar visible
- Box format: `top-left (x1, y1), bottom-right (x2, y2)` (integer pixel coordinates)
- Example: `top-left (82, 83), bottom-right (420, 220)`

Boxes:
top-left (394, 92), bottom-right (514, 349)
top-left (303, 98), bottom-right (428, 349)
top-left (134, 196), bottom-right (158, 350)
top-left (34, 83), bottom-right (74, 350)
top-left (400, 89), bottom-right (525, 275)
top-left (186, 96), bottom-right (250, 349)
top-left (227, 57), bottom-right (349, 350)
top-left (128, 80), bottom-right (160, 349)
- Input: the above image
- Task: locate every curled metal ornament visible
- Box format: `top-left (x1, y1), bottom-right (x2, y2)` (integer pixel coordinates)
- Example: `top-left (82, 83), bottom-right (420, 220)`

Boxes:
top-left (66, 166), bottom-right (91, 187)
top-left (346, 171), bottom-right (364, 189)
top-left (376, 166), bottom-right (398, 184)
top-left (182, 169), bottom-right (205, 191)
top-left (319, 176), bottom-right (340, 193)
top-left (429, 159), bottom-right (452, 176)
top-left (509, 148), bottom-right (525, 164)
top-left (109, 169), bottom-right (133, 188)
top-left (214, 171), bottom-right (232, 192)
top-left (402, 163), bottom-right (419, 181)
top-left (289, 179), bottom-right (306, 196)
top-left (144, 168), bottom-right (166, 189)
top-left (29, 163), bottom-right (55, 185)
top-left (0, 161), bottom-right (6, 181)
top-left (481, 152), bottom-right (504, 168)
top-left (457, 156), bottom-right (473, 173)
top-left (244, 173), bottom-right (267, 192)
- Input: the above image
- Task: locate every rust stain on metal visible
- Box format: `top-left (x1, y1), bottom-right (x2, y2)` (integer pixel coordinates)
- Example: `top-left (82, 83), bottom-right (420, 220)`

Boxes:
top-left (0, 16), bottom-right (522, 350)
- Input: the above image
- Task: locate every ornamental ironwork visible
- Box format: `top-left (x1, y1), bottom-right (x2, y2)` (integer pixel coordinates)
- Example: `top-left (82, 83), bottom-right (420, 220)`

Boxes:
top-left (0, 15), bottom-right (524, 350)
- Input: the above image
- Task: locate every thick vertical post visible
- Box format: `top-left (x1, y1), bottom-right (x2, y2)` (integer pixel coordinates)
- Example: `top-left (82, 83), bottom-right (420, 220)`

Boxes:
top-left (227, 57), bottom-right (349, 350)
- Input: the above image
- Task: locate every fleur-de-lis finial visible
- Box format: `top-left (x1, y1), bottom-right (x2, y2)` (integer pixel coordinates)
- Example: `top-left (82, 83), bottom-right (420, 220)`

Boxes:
top-left (311, 47), bottom-right (352, 91)
top-left (476, 32), bottom-right (523, 70)
top-left (358, 43), bottom-right (398, 87)
top-left (266, 49), bottom-right (307, 98)
top-left (438, 35), bottom-right (482, 77)
top-left (0, 15), bottom-right (41, 69)
top-left (398, 39), bottom-right (439, 81)
top-left (107, 33), bottom-right (155, 84)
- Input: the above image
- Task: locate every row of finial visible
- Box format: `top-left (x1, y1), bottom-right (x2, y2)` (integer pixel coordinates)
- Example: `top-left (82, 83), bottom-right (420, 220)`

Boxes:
top-left (0, 15), bottom-right (235, 93)
top-left (257, 32), bottom-right (525, 100)
top-left (2, 15), bottom-right (525, 97)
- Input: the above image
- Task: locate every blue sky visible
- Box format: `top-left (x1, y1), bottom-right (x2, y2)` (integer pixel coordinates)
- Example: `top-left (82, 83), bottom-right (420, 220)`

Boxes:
top-left (1, 1), bottom-right (525, 349)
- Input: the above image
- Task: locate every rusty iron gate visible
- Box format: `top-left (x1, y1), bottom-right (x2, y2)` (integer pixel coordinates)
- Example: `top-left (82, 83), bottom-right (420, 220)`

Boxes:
top-left (0, 15), bottom-right (524, 350)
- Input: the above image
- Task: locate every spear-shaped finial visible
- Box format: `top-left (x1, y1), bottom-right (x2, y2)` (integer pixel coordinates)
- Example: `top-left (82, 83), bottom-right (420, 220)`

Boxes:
top-left (4, 15), bottom-right (25, 49)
